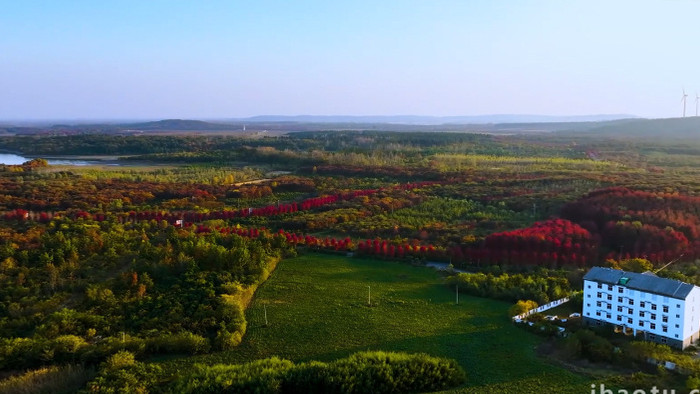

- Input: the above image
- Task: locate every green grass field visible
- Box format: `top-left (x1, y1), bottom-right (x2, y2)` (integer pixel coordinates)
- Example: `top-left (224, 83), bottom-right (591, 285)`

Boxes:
top-left (160, 254), bottom-right (594, 393)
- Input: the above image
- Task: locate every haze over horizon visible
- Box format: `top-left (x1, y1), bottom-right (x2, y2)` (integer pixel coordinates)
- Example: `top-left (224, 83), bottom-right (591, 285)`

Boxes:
top-left (2, 1), bottom-right (699, 120)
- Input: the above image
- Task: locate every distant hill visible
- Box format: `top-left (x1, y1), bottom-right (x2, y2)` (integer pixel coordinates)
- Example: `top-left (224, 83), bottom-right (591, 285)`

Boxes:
top-left (116, 119), bottom-right (241, 131)
top-left (0, 115), bottom-right (649, 136)
top-left (237, 114), bottom-right (637, 125)
top-left (558, 117), bottom-right (700, 140)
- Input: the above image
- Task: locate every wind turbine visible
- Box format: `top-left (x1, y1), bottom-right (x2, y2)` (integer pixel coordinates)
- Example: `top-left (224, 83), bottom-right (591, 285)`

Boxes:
top-left (682, 88), bottom-right (688, 117)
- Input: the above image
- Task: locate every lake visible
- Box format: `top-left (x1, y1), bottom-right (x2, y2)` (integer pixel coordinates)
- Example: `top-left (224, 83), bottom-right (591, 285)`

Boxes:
top-left (0, 153), bottom-right (100, 166)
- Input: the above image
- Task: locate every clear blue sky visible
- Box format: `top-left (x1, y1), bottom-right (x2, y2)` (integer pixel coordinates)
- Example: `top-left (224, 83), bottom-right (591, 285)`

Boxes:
top-left (1, 1), bottom-right (699, 120)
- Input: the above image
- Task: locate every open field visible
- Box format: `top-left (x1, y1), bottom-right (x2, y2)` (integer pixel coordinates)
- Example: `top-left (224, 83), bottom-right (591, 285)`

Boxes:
top-left (159, 253), bottom-right (593, 393)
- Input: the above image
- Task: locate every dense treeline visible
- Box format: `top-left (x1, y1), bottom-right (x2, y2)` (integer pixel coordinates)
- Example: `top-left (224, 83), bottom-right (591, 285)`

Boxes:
top-left (0, 216), bottom-right (295, 371)
top-left (561, 187), bottom-right (700, 262)
top-left (81, 350), bottom-right (465, 394)
top-left (452, 219), bottom-right (598, 267)
top-left (446, 271), bottom-right (572, 304)
top-left (169, 351), bottom-right (466, 394)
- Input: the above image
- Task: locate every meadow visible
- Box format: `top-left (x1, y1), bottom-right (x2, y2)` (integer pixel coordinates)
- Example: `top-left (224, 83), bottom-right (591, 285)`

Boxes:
top-left (160, 253), bottom-right (593, 393)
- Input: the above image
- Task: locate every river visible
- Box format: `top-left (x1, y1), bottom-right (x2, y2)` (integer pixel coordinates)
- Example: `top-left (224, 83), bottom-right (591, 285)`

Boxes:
top-left (0, 153), bottom-right (110, 166)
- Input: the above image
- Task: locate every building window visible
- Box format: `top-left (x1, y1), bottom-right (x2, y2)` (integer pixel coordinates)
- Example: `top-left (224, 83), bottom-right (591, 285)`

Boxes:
top-left (597, 292), bottom-right (602, 298)
top-left (677, 304), bottom-right (681, 308)
top-left (650, 323), bottom-right (656, 329)
top-left (661, 338), bottom-right (667, 344)
top-left (662, 326), bottom-right (668, 333)
top-left (607, 313), bottom-right (611, 319)
top-left (597, 301), bottom-right (602, 307)
top-left (598, 283), bottom-right (602, 289)
top-left (587, 294), bottom-right (591, 298)
top-left (628, 318), bottom-right (633, 324)
top-left (651, 304), bottom-right (657, 310)
top-left (618, 287), bottom-right (623, 294)
top-left (607, 304), bottom-right (611, 310)
top-left (640, 321), bottom-right (645, 327)
top-left (629, 299), bottom-right (634, 306)
top-left (628, 308), bottom-right (633, 314)
top-left (663, 305), bottom-right (669, 313)
top-left (608, 294), bottom-right (612, 301)
top-left (587, 303), bottom-right (591, 307)
top-left (596, 311), bottom-right (601, 316)
top-left (676, 334), bottom-right (679, 338)
top-left (639, 311), bottom-right (645, 317)
top-left (649, 334), bottom-right (656, 340)
top-left (676, 324), bottom-right (680, 328)
top-left (618, 296), bottom-right (623, 303)
top-left (617, 315), bottom-right (622, 321)
top-left (586, 312), bottom-right (590, 316)
top-left (640, 302), bottom-right (646, 308)
top-left (587, 284), bottom-right (591, 288)
top-left (608, 285), bottom-right (613, 291)
top-left (662, 316), bottom-right (668, 323)
top-left (618, 306), bottom-right (623, 312)
top-left (676, 314), bottom-right (680, 318)
top-left (651, 314), bottom-right (656, 320)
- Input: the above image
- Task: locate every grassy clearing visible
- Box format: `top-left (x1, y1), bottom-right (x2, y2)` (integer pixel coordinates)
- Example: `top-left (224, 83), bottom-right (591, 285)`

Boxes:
top-left (158, 254), bottom-right (593, 393)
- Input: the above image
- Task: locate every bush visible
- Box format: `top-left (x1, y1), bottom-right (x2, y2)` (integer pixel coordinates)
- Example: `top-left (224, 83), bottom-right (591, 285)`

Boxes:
top-left (281, 361), bottom-right (334, 394)
top-left (325, 351), bottom-right (466, 394)
top-left (172, 351), bottom-right (466, 394)
top-left (214, 328), bottom-right (243, 351)
top-left (508, 300), bottom-right (538, 317)
top-left (105, 351), bottom-right (137, 371)
top-left (171, 357), bottom-right (294, 393)
top-left (146, 332), bottom-right (210, 355)
top-left (87, 360), bottom-right (162, 394)
top-left (0, 364), bottom-right (92, 394)
top-left (565, 329), bottom-right (614, 362)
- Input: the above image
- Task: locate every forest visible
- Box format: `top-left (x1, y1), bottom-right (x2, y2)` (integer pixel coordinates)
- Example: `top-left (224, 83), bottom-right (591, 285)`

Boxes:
top-left (3, 128), bottom-right (700, 392)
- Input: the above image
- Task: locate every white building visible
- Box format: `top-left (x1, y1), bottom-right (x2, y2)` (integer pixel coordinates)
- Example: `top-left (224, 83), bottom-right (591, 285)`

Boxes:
top-left (582, 266), bottom-right (700, 349)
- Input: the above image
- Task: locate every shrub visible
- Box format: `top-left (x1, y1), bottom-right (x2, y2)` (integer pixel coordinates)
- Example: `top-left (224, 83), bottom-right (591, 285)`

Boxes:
top-left (105, 351), bottom-right (137, 371)
top-left (280, 361), bottom-right (334, 394)
top-left (172, 351), bottom-right (466, 394)
top-left (214, 328), bottom-right (243, 351)
top-left (146, 332), bottom-right (210, 355)
top-left (0, 364), bottom-right (92, 394)
top-left (324, 351), bottom-right (466, 393)
top-left (87, 360), bottom-right (162, 394)
top-left (508, 300), bottom-right (538, 317)
top-left (171, 357), bottom-right (294, 393)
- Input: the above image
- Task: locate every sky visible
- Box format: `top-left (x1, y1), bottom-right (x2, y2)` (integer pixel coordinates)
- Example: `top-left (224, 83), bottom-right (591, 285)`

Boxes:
top-left (1, 0), bottom-right (700, 120)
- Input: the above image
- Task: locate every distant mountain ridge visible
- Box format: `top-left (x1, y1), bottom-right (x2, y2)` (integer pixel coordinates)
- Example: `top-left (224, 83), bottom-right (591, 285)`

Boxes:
top-left (118, 119), bottom-right (238, 131)
top-left (557, 116), bottom-right (700, 139)
top-left (235, 114), bottom-right (637, 125)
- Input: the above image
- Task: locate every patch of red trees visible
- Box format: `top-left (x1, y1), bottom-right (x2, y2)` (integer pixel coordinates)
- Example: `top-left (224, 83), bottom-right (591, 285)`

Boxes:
top-left (561, 187), bottom-right (699, 262)
top-left (453, 219), bottom-right (597, 267)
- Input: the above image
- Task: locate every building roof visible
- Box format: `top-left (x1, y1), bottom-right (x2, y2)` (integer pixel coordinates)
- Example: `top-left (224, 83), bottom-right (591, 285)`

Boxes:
top-left (584, 266), bottom-right (696, 300)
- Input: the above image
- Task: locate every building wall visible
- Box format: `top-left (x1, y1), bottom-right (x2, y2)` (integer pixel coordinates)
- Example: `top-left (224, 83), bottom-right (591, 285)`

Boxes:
top-left (582, 278), bottom-right (693, 348)
top-left (682, 287), bottom-right (700, 343)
